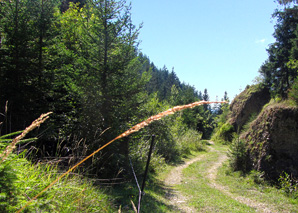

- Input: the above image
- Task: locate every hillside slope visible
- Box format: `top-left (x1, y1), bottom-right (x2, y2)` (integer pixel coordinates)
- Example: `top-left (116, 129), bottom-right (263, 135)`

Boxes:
top-left (241, 102), bottom-right (298, 179)
top-left (228, 84), bottom-right (270, 131)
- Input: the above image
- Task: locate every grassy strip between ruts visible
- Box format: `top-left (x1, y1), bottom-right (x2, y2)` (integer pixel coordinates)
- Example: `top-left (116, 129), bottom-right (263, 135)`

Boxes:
top-left (176, 144), bottom-right (254, 212)
top-left (112, 142), bottom-right (298, 212)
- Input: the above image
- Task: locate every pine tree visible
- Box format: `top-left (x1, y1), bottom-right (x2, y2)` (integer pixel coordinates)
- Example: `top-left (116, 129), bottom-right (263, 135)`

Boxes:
top-left (259, 5), bottom-right (298, 97)
top-left (0, 0), bottom-right (59, 133)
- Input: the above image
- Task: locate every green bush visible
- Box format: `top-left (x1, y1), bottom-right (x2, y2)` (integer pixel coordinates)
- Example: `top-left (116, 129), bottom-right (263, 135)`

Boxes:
top-left (177, 129), bottom-right (204, 157)
top-left (0, 128), bottom-right (115, 212)
top-left (249, 170), bottom-right (265, 184)
top-left (212, 122), bottom-right (235, 144)
top-left (0, 153), bottom-right (115, 212)
top-left (289, 77), bottom-right (298, 105)
top-left (0, 158), bottom-right (20, 212)
top-left (279, 172), bottom-right (298, 198)
top-left (228, 134), bottom-right (250, 173)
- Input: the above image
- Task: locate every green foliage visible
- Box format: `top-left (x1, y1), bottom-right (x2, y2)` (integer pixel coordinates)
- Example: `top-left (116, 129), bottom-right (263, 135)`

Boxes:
top-left (0, 0), bottom-right (215, 193)
top-left (289, 76), bottom-right (298, 105)
top-left (277, 0), bottom-right (298, 5)
top-left (211, 92), bottom-right (231, 142)
top-left (279, 172), bottom-right (298, 198)
top-left (259, 5), bottom-right (298, 98)
top-left (228, 135), bottom-right (250, 173)
top-left (128, 93), bottom-right (207, 175)
top-left (241, 112), bottom-right (258, 134)
top-left (0, 159), bottom-right (19, 212)
top-left (176, 129), bottom-right (204, 157)
top-left (0, 151), bottom-right (114, 212)
top-left (249, 170), bottom-right (265, 185)
top-left (212, 122), bottom-right (234, 144)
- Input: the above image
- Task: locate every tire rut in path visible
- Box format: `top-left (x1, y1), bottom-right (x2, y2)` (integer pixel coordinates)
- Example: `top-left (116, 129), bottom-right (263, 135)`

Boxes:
top-left (164, 154), bottom-right (206, 213)
top-left (164, 143), bottom-right (278, 213)
top-left (207, 146), bottom-right (277, 213)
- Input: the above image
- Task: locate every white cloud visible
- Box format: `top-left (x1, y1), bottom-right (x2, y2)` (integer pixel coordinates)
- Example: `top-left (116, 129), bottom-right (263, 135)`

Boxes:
top-left (255, 39), bottom-right (266, 44)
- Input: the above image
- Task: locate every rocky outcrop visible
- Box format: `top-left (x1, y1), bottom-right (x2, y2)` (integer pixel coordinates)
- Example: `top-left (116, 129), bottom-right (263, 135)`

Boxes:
top-left (228, 84), bottom-right (270, 131)
top-left (241, 103), bottom-right (298, 180)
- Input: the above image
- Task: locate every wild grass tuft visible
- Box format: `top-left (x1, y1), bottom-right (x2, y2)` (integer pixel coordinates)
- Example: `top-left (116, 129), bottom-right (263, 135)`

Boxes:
top-left (0, 112), bottom-right (52, 163)
top-left (0, 153), bottom-right (115, 212)
top-left (0, 112), bottom-right (114, 212)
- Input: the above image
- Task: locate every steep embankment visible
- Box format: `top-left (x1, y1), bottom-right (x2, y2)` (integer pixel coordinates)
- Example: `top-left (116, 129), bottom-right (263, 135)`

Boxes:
top-left (228, 84), bottom-right (270, 131)
top-left (222, 83), bottom-right (298, 180)
top-left (241, 102), bottom-right (298, 180)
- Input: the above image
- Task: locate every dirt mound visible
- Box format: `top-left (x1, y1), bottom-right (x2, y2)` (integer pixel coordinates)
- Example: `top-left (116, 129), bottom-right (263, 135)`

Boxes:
top-left (228, 84), bottom-right (270, 131)
top-left (241, 102), bottom-right (298, 180)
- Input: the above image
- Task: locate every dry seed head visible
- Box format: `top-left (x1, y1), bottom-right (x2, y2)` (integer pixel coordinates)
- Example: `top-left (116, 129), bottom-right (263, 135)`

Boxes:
top-left (0, 112), bottom-right (52, 163)
top-left (115, 101), bottom-right (226, 141)
top-left (17, 101), bottom-right (227, 212)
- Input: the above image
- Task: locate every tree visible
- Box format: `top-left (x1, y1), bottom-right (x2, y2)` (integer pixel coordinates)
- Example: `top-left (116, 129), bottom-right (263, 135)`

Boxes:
top-left (277, 0), bottom-right (298, 6)
top-left (0, 0), bottom-right (59, 134)
top-left (57, 0), bottom-right (150, 176)
top-left (60, 0), bottom-right (86, 12)
top-left (259, 6), bottom-right (298, 97)
top-left (202, 88), bottom-right (210, 110)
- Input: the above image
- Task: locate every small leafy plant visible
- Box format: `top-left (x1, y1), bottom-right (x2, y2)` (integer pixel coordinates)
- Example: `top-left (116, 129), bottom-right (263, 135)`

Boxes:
top-left (279, 172), bottom-right (298, 198)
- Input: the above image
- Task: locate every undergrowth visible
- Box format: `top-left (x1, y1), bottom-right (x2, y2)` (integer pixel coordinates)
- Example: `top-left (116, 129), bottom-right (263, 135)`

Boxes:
top-left (0, 113), bottom-right (115, 212)
top-left (279, 172), bottom-right (298, 199)
top-left (0, 150), bottom-right (115, 212)
top-left (228, 134), bottom-right (250, 173)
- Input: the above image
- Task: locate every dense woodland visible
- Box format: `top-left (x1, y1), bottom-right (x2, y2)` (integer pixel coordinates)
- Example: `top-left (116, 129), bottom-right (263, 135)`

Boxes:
top-left (0, 0), bottom-right (225, 178)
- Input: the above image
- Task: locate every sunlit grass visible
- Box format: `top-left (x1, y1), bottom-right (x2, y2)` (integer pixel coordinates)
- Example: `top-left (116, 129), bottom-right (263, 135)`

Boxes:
top-left (1, 154), bottom-right (115, 212)
top-left (217, 162), bottom-right (298, 212)
top-left (177, 149), bottom-right (254, 212)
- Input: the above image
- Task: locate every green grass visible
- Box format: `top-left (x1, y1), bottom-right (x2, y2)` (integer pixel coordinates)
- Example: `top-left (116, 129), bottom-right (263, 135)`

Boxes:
top-left (3, 139), bottom-right (298, 213)
top-left (217, 162), bottom-right (298, 212)
top-left (177, 147), bottom-right (255, 212)
top-left (0, 153), bottom-right (115, 212)
top-left (109, 150), bottom-right (209, 213)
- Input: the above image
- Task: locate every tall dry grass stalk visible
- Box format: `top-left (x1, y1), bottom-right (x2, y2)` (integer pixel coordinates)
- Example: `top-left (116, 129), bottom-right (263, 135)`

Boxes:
top-left (17, 101), bottom-right (226, 212)
top-left (0, 112), bottom-right (52, 163)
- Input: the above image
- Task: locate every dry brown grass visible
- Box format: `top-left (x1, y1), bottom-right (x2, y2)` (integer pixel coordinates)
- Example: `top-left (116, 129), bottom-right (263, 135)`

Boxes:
top-left (0, 112), bottom-right (52, 163)
top-left (17, 101), bottom-right (226, 212)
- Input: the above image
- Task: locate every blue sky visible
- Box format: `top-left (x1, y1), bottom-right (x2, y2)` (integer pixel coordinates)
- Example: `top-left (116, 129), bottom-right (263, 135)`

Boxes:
top-left (130, 0), bottom-right (282, 101)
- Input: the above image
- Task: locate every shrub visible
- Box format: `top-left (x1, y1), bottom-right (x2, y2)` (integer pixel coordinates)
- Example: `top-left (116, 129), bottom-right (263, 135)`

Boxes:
top-left (249, 170), bottom-right (265, 184)
top-left (0, 149), bottom-right (114, 212)
top-left (212, 122), bottom-right (235, 144)
top-left (0, 157), bottom-right (20, 212)
top-left (279, 172), bottom-right (298, 198)
top-left (289, 77), bottom-right (298, 105)
top-left (228, 134), bottom-right (250, 173)
top-left (177, 129), bottom-right (204, 157)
